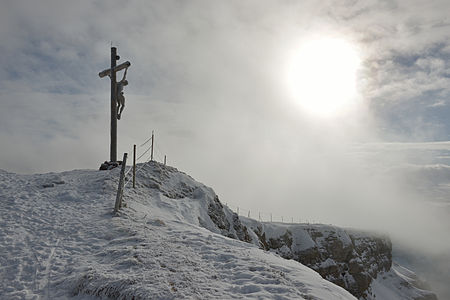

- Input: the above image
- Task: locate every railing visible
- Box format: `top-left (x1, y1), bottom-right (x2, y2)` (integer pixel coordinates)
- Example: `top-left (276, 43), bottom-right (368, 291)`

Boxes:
top-left (114, 131), bottom-right (167, 212)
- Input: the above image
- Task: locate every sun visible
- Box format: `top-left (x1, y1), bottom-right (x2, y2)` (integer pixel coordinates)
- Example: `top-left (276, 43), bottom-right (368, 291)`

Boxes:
top-left (285, 38), bottom-right (361, 117)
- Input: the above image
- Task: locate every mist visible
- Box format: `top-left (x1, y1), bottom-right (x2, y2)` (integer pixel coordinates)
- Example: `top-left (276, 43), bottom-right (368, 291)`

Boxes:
top-left (1, 0), bottom-right (449, 298)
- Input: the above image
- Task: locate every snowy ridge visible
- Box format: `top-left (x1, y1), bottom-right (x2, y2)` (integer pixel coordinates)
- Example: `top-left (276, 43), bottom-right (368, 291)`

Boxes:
top-left (0, 163), bottom-right (355, 299)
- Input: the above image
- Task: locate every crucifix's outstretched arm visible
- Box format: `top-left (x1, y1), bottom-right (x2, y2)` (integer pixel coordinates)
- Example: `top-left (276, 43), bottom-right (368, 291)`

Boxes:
top-left (121, 67), bottom-right (128, 82)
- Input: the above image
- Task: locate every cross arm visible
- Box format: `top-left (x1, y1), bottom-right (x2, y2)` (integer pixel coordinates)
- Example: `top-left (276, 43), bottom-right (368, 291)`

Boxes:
top-left (99, 61), bottom-right (131, 78)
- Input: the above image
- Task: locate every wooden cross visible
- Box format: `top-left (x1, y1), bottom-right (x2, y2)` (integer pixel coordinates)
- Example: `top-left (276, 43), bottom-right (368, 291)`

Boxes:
top-left (99, 47), bottom-right (131, 162)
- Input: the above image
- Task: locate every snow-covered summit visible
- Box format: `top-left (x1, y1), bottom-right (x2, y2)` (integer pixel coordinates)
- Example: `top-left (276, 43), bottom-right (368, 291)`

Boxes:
top-left (0, 162), bottom-right (437, 299)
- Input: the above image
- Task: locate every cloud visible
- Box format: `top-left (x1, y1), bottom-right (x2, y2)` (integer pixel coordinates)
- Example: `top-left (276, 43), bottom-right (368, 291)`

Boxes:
top-left (315, 0), bottom-right (450, 140)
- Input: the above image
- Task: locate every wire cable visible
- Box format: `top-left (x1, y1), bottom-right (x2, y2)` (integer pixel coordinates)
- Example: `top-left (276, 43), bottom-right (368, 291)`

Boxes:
top-left (139, 135), bottom-right (153, 147)
top-left (137, 145), bottom-right (152, 161)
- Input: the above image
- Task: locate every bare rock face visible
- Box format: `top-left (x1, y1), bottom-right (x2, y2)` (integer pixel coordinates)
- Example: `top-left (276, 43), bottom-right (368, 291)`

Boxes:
top-left (207, 195), bottom-right (231, 232)
top-left (300, 228), bottom-right (392, 298)
top-left (207, 195), bottom-right (252, 243)
top-left (99, 161), bottom-right (120, 170)
top-left (247, 223), bottom-right (392, 299)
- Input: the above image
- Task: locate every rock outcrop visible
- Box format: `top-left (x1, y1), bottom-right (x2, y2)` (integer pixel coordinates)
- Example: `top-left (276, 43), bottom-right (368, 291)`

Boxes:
top-left (245, 222), bottom-right (392, 299)
top-left (205, 194), bottom-right (252, 242)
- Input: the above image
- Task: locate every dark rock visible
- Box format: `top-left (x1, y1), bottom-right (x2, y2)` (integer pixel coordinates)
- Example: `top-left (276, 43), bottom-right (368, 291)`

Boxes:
top-left (208, 195), bottom-right (230, 231)
top-left (99, 161), bottom-right (119, 170)
top-left (205, 195), bottom-right (251, 243)
top-left (253, 226), bottom-right (270, 250)
top-left (268, 230), bottom-right (293, 250)
top-left (232, 213), bottom-right (252, 243)
top-left (302, 231), bottom-right (391, 299)
top-left (250, 224), bottom-right (393, 299)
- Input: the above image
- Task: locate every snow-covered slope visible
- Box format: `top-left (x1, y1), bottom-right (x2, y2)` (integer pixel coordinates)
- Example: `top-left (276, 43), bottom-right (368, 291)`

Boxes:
top-left (0, 163), bottom-right (355, 299)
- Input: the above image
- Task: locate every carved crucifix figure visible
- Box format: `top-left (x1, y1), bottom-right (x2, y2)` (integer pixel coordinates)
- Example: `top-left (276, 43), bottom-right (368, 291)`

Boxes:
top-left (116, 67), bottom-right (128, 120)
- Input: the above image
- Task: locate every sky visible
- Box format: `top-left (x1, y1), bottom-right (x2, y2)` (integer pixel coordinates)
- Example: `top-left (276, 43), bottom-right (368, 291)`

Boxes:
top-left (1, 0), bottom-right (450, 296)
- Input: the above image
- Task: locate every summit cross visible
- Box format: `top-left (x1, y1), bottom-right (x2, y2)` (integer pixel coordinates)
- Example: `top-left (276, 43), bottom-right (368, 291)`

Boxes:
top-left (98, 47), bottom-right (131, 162)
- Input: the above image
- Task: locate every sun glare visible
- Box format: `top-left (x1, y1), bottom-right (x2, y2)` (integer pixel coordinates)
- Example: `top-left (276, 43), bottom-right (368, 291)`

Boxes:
top-left (286, 38), bottom-right (361, 117)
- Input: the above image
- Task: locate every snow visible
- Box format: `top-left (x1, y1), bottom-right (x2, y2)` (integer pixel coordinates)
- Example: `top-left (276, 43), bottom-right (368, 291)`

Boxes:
top-left (367, 263), bottom-right (437, 300)
top-left (0, 164), bottom-right (356, 299)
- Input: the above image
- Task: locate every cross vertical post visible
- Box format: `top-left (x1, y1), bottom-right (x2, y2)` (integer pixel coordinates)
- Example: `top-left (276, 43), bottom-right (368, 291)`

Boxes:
top-left (110, 47), bottom-right (117, 162)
